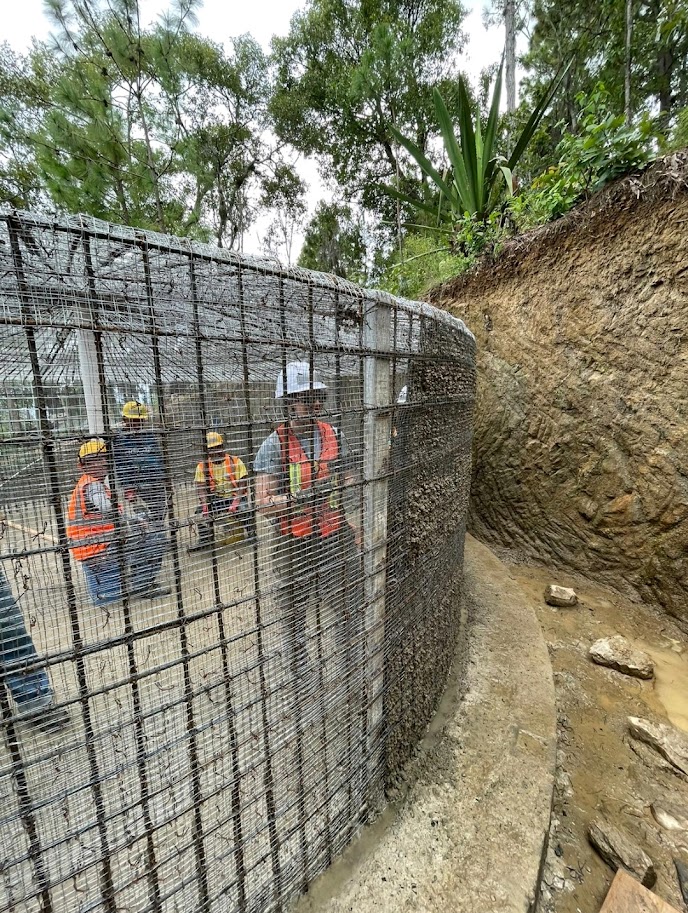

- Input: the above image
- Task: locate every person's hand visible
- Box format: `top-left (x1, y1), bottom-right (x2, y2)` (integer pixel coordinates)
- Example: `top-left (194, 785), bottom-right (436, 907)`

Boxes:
top-left (311, 478), bottom-right (334, 502)
top-left (201, 504), bottom-right (209, 517)
top-left (229, 501), bottom-right (239, 514)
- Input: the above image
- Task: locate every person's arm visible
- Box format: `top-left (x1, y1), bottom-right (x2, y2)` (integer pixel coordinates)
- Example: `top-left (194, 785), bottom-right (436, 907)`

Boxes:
top-left (229, 477), bottom-right (248, 512)
top-left (194, 464), bottom-right (209, 514)
top-left (84, 481), bottom-right (112, 515)
top-left (255, 473), bottom-right (289, 518)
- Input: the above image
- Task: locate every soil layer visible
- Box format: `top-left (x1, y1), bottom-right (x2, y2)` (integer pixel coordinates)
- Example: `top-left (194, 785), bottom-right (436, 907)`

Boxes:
top-left (427, 154), bottom-right (688, 629)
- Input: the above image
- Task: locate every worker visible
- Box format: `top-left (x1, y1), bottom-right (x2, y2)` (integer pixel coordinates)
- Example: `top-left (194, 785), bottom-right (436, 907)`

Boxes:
top-left (194, 432), bottom-right (252, 546)
top-left (67, 438), bottom-right (170, 605)
top-left (112, 401), bottom-right (168, 523)
top-left (254, 362), bottom-right (361, 680)
top-left (0, 566), bottom-right (69, 732)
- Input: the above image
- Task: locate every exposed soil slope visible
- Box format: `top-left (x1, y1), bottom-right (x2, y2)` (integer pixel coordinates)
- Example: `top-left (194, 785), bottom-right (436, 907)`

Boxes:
top-left (427, 154), bottom-right (688, 628)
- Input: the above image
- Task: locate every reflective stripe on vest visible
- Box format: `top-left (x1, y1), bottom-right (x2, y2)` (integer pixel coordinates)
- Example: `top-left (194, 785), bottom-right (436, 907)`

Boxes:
top-left (67, 474), bottom-right (115, 562)
top-left (276, 421), bottom-right (342, 539)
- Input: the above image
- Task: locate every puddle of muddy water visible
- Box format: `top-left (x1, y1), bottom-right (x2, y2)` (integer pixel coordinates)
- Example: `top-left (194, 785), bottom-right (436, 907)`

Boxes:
top-left (639, 641), bottom-right (688, 734)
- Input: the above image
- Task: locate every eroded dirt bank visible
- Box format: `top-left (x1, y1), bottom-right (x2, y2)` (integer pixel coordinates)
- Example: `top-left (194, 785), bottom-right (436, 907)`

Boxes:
top-left (427, 154), bottom-right (688, 629)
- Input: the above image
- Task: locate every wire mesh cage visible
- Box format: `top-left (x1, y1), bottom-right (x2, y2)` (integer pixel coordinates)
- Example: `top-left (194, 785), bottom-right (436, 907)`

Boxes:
top-left (0, 211), bottom-right (476, 913)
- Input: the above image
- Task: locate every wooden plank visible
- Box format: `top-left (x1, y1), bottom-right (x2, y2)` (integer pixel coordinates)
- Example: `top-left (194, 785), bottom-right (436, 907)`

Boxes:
top-left (601, 869), bottom-right (682, 913)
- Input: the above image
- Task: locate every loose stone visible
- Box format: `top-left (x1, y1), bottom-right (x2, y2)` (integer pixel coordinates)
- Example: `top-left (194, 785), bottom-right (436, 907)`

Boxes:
top-left (545, 585), bottom-right (578, 607)
top-left (589, 635), bottom-right (654, 679)
top-left (651, 801), bottom-right (688, 832)
top-left (588, 817), bottom-right (656, 887)
top-left (675, 858), bottom-right (688, 906)
top-left (628, 718), bottom-right (688, 777)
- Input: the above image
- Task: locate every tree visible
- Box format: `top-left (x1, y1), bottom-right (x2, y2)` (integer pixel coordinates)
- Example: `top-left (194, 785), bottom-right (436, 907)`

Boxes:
top-left (522, 0), bottom-right (688, 133)
top-left (1, 0), bottom-right (304, 246)
top-left (259, 163), bottom-right (307, 264)
top-left (271, 0), bottom-right (468, 220)
top-left (297, 201), bottom-right (367, 282)
top-left (0, 43), bottom-right (47, 209)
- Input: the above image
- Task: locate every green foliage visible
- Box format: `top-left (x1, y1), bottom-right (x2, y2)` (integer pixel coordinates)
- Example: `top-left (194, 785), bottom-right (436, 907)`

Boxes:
top-left (511, 86), bottom-right (653, 229)
top-left (386, 59), bottom-right (566, 223)
top-left (271, 0), bottom-right (467, 222)
top-left (297, 202), bottom-right (368, 283)
top-left (522, 0), bottom-right (688, 134)
top-left (0, 43), bottom-right (47, 208)
top-left (667, 107), bottom-right (688, 151)
top-left (0, 0), bottom-right (304, 247)
top-left (376, 232), bottom-right (468, 299)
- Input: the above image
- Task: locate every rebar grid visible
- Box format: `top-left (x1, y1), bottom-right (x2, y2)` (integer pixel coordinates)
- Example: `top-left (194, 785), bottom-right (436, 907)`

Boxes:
top-left (0, 211), bottom-right (476, 913)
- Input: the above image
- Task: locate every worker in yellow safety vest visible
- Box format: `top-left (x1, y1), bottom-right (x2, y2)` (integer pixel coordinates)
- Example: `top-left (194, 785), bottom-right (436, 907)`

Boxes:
top-left (67, 438), bottom-right (170, 605)
top-left (194, 432), bottom-right (252, 546)
top-left (254, 362), bottom-right (362, 683)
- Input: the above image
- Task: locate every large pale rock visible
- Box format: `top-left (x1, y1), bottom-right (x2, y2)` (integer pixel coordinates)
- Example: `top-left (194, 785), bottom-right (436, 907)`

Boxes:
top-left (545, 585), bottom-right (578, 607)
top-left (628, 718), bottom-right (688, 776)
top-left (652, 802), bottom-right (688, 832)
top-left (589, 635), bottom-right (654, 679)
top-left (588, 817), bottom-right (656, 887)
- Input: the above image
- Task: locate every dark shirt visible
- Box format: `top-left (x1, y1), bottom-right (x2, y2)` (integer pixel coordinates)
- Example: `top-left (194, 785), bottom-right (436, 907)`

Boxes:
top-left (112, 430), bottom-right (167, 519)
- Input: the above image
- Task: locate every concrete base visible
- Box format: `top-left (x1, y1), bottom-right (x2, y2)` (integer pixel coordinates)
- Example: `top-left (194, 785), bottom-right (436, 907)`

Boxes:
top-left (294, 534), bottom-right (557, 913)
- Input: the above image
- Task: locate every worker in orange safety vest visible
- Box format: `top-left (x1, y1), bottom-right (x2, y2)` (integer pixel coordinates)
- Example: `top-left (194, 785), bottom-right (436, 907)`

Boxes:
top-left (254, 362), bottom-right (362, 688)
top-left (67, 438), bottom-right (170, 605)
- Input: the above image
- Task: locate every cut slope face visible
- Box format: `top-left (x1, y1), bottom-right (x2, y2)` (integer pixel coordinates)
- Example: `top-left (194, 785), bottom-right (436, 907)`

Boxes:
top-left (428, 153), bottom-right (688, 629)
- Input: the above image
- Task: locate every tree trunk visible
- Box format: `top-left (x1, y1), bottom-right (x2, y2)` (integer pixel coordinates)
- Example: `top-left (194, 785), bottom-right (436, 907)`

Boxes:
top-left (505, 0), bottom-right (517, 112)
top-left (624, 0), bottom-right (633, 123)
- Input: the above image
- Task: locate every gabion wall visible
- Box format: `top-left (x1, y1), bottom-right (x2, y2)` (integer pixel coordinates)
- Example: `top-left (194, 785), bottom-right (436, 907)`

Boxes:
top-left (0, 211), bottom-right (476, 913)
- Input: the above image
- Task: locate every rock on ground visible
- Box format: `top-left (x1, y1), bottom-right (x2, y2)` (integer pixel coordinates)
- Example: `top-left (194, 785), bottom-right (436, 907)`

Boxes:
top-left (589, 635), bottom-right (654, 679)
top-left (628, 718), bottom-right (688, 777)
top-left (652, 801), bottom-right (688, 832)
top-left (675, 858), bottom-right (688, 905)
top-left (588, 817), bottom-right (656, 887)
top-left (545, 585), bottom-right (578, 608)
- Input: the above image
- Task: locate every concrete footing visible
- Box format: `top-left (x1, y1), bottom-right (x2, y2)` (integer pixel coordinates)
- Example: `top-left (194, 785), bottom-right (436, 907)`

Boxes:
top-left (294, 534), bottom-right (557, 913)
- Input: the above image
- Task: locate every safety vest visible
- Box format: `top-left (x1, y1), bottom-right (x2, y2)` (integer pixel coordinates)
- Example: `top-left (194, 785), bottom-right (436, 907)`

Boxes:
top-left (200, 455), bottom-right (242, 494)
top-left (67, 474), bottom-right (115, 562)
top-left (276, 421), bottom-right (342, 539)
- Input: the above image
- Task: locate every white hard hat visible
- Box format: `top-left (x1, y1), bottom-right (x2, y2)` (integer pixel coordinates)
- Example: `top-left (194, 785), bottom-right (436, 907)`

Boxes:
top-left (275, 361), bottom-right (327, 400)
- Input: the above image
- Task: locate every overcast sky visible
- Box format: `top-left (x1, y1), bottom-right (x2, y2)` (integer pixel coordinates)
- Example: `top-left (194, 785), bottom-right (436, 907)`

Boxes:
top-left (3, 0), bottom-right (507, 257)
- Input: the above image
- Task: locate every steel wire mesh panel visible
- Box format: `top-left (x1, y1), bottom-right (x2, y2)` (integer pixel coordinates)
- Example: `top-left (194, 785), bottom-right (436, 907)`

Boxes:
top-left (0, 211), bottom-right (476, 913)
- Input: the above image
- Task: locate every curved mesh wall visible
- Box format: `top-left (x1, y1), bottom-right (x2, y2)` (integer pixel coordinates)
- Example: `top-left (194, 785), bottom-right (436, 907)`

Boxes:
top-left (0, 211), bottom-right (476, 913)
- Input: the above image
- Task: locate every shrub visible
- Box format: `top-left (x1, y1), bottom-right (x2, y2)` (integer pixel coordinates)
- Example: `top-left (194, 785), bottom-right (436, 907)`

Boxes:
top-left (511, 86), bottom-right (653, 230)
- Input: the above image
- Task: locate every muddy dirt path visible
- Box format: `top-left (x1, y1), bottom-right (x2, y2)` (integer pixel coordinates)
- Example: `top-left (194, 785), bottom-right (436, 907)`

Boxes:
top-left (496, 552), bottom-right (688, 913)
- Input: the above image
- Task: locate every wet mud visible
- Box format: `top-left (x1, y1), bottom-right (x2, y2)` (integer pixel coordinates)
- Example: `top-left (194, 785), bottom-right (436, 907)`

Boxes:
top-left (498, 552), bottom-right (688, 913)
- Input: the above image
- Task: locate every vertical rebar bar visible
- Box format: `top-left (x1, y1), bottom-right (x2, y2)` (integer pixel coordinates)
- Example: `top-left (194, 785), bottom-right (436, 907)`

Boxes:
top-left (188, 253), bottom-right (247, 911)
top-left (278, 278), bottom-right (309, 892)
top-left (237, 263), bottom-right (282, 906)
top-left (8, 215), bottom-right (117, 913)
top-left (308, 284), bottom-right (332, 869)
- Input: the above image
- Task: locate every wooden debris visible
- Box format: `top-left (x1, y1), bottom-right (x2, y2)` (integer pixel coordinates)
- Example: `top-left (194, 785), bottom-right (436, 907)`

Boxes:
top-left (600, 869), bottom-right (681, 912)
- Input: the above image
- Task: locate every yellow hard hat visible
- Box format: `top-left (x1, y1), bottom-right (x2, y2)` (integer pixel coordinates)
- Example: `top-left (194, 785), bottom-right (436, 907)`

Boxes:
top-left (79, 438), bottom-right (107, 461)
top-left (206, 431), bottom-right (224, 450)
top-left (122, 401), bottom-right (149, 421)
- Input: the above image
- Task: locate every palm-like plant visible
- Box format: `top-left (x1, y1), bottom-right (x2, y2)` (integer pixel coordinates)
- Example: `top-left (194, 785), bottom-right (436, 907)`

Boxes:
top-left (387, 60), bottom-right (569, 223)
